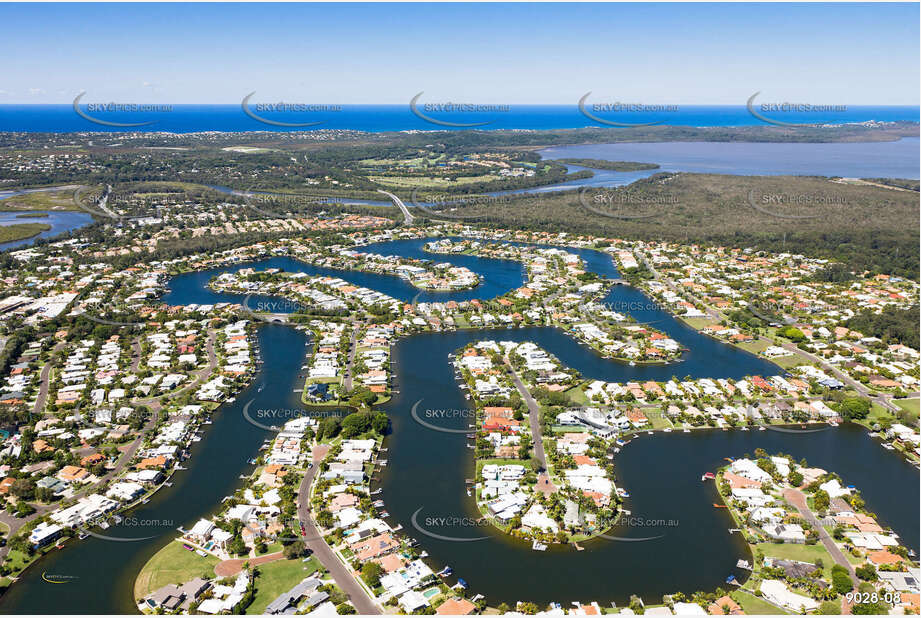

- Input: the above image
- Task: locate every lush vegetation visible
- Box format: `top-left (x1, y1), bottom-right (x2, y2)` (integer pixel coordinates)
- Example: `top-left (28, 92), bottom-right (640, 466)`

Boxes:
top-left (0, 222), bottom-right (50, 243)
top-left (846, 304), bottom-right (920, 349)
top-left (556, 158), bottom-right (659, 171)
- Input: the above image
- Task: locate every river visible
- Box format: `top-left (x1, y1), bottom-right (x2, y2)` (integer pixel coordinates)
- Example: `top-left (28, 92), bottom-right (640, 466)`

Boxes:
top-left (0, 238), bottom-right (916, 613)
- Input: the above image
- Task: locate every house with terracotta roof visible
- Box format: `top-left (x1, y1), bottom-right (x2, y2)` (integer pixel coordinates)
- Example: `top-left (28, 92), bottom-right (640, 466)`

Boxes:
top-left (436, 598), bottom-right (476, 615)
top-left (57, 465), bottom-right (90, 482)
top-left (708, 595), bottom-right (744, 615)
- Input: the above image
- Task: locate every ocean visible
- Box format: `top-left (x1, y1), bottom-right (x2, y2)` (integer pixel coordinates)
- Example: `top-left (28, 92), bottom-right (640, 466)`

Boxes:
top-left (0, 104), bottom-right (917, 133)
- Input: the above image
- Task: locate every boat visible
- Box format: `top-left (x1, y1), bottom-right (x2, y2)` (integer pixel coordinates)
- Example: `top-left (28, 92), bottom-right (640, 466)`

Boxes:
top-left (438, 567), bottom-right (453, 577)
top-left (713, 503), bottom-right (728, 508)
top-left (701, 472), bottom-right (715, 481)
top-left (736, 559), bottom-right (752, 570)
top-left (78, 532), bottom-right (89, 540)
top-left (683, 428), bottom-right (690, 433)
top-left (456, 578), bottom-right (468, 589)
top-left (531, 540), bottom-right (548, 551)
top-left (882, 444), bottom-right (895, 450)
top-left (758, 426), bottom-right (766, 431)
top-left (466, 488), bottom-right (472, 497)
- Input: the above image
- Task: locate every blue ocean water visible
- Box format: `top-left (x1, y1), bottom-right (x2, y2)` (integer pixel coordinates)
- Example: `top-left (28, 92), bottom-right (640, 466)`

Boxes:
top-left (0, 104), bottom-right (917, 133)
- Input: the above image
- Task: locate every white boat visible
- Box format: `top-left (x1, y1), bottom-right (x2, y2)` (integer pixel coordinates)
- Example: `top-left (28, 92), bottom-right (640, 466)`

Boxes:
top-left (531, 540), bottom-right (548, 551)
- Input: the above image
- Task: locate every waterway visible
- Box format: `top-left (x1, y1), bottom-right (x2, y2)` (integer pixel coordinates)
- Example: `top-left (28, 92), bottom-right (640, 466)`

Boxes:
top-left (0, 238), bottom-right (916, 613)
top-left (0, 209), bottom-right (94, 252)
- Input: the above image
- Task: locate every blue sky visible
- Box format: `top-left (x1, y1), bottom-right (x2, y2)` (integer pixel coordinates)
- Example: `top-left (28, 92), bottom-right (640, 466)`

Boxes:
top-left (1, 2), bottom-right (918, 104)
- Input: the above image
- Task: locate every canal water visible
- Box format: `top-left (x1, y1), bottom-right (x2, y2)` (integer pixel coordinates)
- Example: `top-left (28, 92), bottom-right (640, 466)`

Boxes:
top-left (0, 239), bottom-right (916, 613)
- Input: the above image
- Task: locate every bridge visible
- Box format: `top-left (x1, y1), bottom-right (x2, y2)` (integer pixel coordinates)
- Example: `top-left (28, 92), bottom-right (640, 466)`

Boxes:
top-left (377, 189), bottom-right (414, 225)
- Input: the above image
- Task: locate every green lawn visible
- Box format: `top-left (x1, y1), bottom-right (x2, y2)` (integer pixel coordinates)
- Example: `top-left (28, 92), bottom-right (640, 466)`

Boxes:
top-left (731, 589), bottom-right (788, 615)
top-left (682, 316), bottom-right (714, 330)
top-left (755, 542), bottom-right (839, 578)
top-left (133, 540), bottom-right (219, 600)
top-left (564, 383), bottom-right (589, 405)
top-left (893, 398), bottom-right (920, 420)
top-left (246, 557), bottom-right (321, 614)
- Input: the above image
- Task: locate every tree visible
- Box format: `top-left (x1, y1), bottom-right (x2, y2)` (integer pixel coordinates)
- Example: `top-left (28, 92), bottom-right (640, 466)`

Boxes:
top-left (283, 540), bottom-right (305, 559)
top-left (839, 397), bottom-right (871, 421)
top-left (361, 562), bottom-right (383, 588)
top-left (831, 565), bottom-right (853, 595)
top-left (855, 563), bottom-right (878, 581)
top-left (10, 479), bottom-right (35, 500)
top-left (813, 489), bottom-right (830, 513)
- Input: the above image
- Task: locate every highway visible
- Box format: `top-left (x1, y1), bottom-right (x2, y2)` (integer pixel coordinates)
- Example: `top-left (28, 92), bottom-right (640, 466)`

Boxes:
top-left (376, 189), bottom-right (414, 224)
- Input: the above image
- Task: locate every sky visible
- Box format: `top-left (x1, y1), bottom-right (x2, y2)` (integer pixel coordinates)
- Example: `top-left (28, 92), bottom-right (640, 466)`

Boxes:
top-left (0, 2), bottom-right (918, 105)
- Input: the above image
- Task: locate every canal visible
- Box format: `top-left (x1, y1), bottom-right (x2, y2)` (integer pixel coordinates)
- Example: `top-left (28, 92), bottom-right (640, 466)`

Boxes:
top-left (0, 239), bottom-right (915, 613)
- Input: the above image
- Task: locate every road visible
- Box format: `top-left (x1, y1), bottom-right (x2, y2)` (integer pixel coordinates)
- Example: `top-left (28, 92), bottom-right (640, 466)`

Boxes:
top-left (376, 189), bottom-right (414, 225)
top-left (343, 327), bottom-right (358, 391)
top-left (32, 340), bottom-right (67, 415)
top-left (296, 445), bottom-right (381, 615)
top-left (505, 360), bottom-right (557, 495)
top-left (778, 341), bottom-right (899, 413)
top-left (783, 488), bottom-right (857, 587)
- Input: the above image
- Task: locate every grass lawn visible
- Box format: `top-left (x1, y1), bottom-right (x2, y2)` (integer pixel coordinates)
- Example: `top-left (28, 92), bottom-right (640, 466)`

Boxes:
top-left (731, 589), bottom-right (788, 615)
top-left (246, 557), bottom-right (321, 615)
top-left (648, 409), bottom-right (673, 430)
top-left (860, 404), bottom-right (898, 429)
top-left (3, 549), bottom-right (35, 576)
top-left (735, 339), bottom-right (772, 355)
top-left (681, 316), bottom-right (713, 330)
top-left (564, 383), bottom-right (589, 405)
top-left (893, 398), bottom-right (920, 420)
top-left (755, 542), bottom-right (839, 578)
top-left (133, 540), bottom-right (219, 601)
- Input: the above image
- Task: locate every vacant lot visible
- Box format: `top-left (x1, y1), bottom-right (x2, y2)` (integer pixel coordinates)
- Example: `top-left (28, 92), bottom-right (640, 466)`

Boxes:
top-left (133, 540), bottom-right (219, 600)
